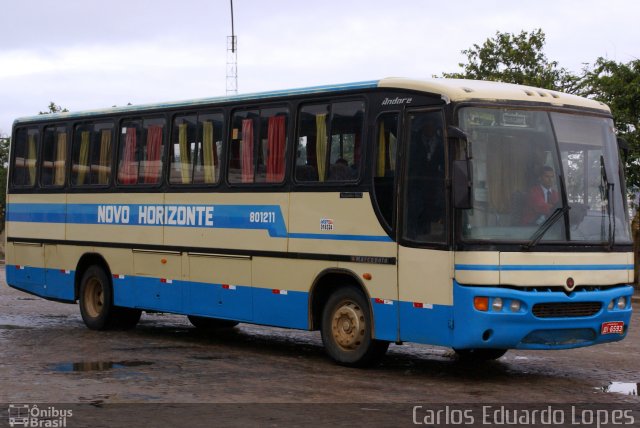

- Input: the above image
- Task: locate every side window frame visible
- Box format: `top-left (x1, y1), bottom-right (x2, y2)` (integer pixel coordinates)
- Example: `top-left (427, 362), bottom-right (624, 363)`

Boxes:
top-left (372, 111), bottom-right (401, 232)
top-left (116, 116), bottom-right (167, 187)
top-left (40, 124), bottom-right (69, 188)
top-left (227, 105), bottom-right (290, 186)
top-left (169, 110), bottom-right (226, 187)
top-left (11, 126), bottom-right (40, 189)
top-left (294, 98), bottom-right (366, 185)
top-left (71, 121), bottom-right (115, 187)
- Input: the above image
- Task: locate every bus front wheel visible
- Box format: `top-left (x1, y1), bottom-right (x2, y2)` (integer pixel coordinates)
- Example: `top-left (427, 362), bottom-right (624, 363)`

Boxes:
top-left (79, 265), bottom-right (141, 330)
top-left (321, 286), bottom-right (389, 367)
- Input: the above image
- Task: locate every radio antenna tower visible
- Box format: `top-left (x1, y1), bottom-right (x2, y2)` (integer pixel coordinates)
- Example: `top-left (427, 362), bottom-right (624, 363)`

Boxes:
top-left (226, 0), bottom-right (238, 95)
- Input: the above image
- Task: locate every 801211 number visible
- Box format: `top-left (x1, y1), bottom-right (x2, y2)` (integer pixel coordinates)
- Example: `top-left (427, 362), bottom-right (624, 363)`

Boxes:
top-left (249, 211), bottom-right (276, 223)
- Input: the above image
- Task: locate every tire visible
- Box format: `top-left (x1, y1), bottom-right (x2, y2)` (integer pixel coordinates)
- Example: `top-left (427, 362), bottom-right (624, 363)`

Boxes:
top-left (321, 286), bottom-right (389, 367)
top-left (454, 348), bottom-right (507, 362)
top-left (188, 315), bottom-right (239, 330)
top-left (79, 265), bottom-right (141, 330)
top-left (79, 265), bottom-right (115, 330)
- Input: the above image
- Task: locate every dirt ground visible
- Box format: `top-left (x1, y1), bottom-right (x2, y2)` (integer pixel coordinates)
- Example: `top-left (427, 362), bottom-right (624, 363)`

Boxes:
top-left (0, 265), bottom-right (638, 427)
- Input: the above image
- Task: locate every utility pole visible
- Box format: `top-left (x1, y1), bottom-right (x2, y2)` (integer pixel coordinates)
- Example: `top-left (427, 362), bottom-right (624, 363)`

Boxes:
top-left (226, 0), bottom-right (238, 95)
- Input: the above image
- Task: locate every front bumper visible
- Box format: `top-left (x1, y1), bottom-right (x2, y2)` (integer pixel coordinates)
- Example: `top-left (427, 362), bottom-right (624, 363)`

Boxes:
top-left (452, 281), bottom-right (633, 350)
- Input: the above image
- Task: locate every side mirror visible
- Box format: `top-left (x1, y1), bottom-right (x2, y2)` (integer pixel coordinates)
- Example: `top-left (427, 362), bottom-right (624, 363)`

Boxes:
top-left (453, 159), bottom-right (473, 209)
top-left (448, 126), bottom-right (472, 159)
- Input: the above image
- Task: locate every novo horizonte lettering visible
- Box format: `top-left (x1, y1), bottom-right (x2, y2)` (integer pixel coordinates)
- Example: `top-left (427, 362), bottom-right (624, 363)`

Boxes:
top-left (97, 205), bottom-right (214, 226)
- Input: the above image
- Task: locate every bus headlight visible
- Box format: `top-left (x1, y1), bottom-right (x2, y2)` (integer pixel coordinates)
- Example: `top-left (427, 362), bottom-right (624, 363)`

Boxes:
top-left (608, 300), bottom-right (615, 310)
top-left (617, 297), bottom-right (627, 310)
top-left (492, 297), bottom-right (503, 312)
top-left (510, 300), bottom-right (521, 312)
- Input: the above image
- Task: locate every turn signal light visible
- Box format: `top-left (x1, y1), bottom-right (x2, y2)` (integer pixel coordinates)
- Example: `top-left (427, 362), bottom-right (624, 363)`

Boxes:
top-left (474, 296), bottom-right (489, 311)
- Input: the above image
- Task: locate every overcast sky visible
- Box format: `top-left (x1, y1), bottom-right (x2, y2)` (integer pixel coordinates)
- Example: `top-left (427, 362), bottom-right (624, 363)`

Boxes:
top-left (1, 0), bottom-right (638, 134)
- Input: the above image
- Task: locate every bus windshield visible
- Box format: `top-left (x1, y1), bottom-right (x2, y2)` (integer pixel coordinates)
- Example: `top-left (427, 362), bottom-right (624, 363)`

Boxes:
top-left (458, 107), bottom-right (631, 244)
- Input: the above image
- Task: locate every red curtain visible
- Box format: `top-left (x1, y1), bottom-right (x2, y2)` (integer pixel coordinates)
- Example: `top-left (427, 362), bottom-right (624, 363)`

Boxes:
top-left (241, 119), bottom-right (254, 183)
top-left (118, 127), bottom-right (138, 184)
top-left (144, 125), bottom-right (163, 184)
top-left (266, 116), bottom-right (286, 182)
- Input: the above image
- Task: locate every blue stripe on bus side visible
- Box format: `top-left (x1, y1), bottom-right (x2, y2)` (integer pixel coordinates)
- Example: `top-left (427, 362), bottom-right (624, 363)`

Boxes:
top-left (455, 264), bottom-right (634, 271)
top-left (7, 265), bottom-right (310, 329)
top-left (6, 265), bottom-right (75, 302)
top-left (7, 265), bottom-right (632, 350)
top-left (6, 202), bottom-right (392, 242)
top-left (113, 276), bottom-right (311, 328)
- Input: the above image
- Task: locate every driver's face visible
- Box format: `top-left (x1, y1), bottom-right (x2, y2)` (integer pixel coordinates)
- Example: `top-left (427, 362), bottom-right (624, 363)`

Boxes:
top-left (541, 171), bottom-right (555, 189)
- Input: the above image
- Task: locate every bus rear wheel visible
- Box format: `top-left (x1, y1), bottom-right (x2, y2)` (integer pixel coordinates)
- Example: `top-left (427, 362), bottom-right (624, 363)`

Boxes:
top-left (321, 286), bottom-right (389, 367)
top-left (188, 315), bottom-right (239, 330)
top-left (79, 265), bottom-right (141, 330)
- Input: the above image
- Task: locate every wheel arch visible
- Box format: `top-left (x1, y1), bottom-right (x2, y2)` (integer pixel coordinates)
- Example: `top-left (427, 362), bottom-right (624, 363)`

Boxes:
top-left (74, 253), bottom-right (113, 302)
top-left (308, 268), bottom-right (373, 332)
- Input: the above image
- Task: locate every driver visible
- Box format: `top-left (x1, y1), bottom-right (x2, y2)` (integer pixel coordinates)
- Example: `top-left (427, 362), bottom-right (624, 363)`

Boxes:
top-left (522, 165), bottom-right (559, 225)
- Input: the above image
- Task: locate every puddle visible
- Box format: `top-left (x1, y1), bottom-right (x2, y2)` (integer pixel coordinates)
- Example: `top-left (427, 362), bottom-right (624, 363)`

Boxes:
top-left (599, 382), bottom-right (638, 396)
top-left (51, 361), bottom-right (153, 372)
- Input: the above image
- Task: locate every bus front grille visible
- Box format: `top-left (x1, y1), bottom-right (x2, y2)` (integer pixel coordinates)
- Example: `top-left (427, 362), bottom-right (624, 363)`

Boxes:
top-left (532, 302), bottom-right (602, 318)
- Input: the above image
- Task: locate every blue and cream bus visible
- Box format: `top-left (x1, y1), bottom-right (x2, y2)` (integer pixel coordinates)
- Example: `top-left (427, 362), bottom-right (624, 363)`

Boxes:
top-left (5, 78), bottom-right (634, 365)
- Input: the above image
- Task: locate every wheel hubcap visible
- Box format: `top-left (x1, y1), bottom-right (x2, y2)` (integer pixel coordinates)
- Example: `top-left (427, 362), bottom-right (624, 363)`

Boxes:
top-left (331, 301), bottom-right (366, 350)
top-left (84, 278), bottom-right (104, 319)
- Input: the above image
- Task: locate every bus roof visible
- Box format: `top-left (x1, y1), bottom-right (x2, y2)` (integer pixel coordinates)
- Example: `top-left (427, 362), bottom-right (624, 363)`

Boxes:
top-left (13, 77), bottom-right (609, 126)
top-left (379, 78), bottom-right (609, 112)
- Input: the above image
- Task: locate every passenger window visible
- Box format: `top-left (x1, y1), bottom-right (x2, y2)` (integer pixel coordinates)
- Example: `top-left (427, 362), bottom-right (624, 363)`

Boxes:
top-left (373, 113), bottom-right (399, 227)
top-left (228, 107), bottom-right (288, 184)
top-left (195, 113), bottom-right (223, 184)
top-left (296, 100), bottom-right (364, 182)
top-left (170, 113), bottom-right (224, 185)
top-left (71, 122), bottom-right (114, 186)
top-left (117, 118), bottom-right (165, 185)
top-left (170, 115), bottom-right (197, 184)
top-left (41, 125), bottom-right (68, 187)
top-left (12, 127), bottom-right (39, 187)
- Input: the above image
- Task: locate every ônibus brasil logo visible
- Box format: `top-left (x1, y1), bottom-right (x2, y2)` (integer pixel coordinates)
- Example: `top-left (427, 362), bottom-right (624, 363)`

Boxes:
top-left (7, 404), bottom-right (72, 427)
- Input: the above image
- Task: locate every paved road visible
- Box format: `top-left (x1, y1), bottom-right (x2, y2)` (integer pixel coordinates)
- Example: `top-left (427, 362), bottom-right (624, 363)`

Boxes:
top-left (0, 266), bottom-right (638, 427)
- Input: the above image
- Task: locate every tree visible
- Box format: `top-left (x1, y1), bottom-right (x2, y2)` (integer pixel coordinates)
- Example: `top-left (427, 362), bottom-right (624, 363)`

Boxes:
top-left (39, 102), bottom-right (69, 115)
top-left (442, 29), bottom-right (579, 92)
top-left (578, 58), bottom-right (640, 189)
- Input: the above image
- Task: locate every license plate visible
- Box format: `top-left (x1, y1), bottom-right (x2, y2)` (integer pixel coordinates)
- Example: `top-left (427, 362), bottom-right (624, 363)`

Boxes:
top-left (601, 321), bottom-right (624, 335)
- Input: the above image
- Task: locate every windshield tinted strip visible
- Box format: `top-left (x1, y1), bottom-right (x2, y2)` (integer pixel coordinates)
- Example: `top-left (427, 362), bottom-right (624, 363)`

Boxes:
top-left (455, 264), bottom-right (633, 271)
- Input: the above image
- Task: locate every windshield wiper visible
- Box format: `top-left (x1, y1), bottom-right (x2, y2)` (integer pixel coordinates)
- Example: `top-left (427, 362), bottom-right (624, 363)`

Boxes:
top-left (600, 155), bottom-right (615, 249)
top-left (522, 205), bottom-right (571, 250)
